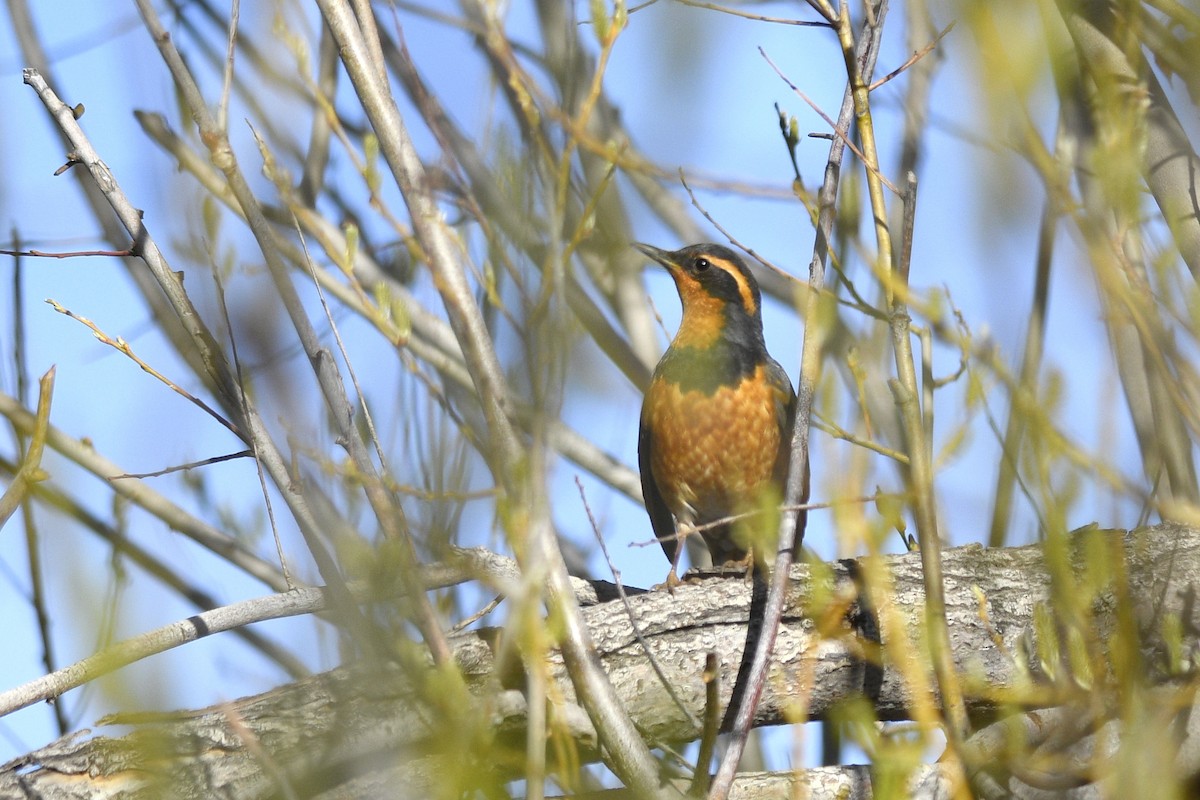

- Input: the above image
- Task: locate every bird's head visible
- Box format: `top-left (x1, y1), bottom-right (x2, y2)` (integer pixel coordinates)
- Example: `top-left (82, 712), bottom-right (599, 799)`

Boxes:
top-left (634, 242), bottom-right (764, 350)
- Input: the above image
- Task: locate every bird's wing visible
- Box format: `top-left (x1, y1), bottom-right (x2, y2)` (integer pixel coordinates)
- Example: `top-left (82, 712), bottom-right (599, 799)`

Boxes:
top-left (766, 358), bottom-right (798, 474)
top-left (638, 414), bottom-right (678, 566)
top-left (767, 358), bottom-right (805, 555)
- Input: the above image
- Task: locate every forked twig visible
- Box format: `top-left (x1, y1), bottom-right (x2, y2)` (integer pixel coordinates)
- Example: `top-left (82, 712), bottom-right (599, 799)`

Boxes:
top-left (868, 20), bottom-right (956, 91)
top-left (761, 50), bottom-right (901, 196)
top-left (46, 299), bottom-right (242, 438)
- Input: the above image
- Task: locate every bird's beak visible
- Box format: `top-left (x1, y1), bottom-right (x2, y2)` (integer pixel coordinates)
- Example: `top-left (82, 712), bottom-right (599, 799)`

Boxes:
top-left (633, 242), bottom-right (674, 269)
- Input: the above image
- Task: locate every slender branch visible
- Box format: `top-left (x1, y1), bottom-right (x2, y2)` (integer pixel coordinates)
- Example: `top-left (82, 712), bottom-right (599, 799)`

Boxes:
top-left (21, 69), bottom-right (239, 407)
top-left (709, 4), bottom-right (888, 795)
top-left (673, 0), bottom-right (833, 26)
top-left (578, 477), bottom-right (698, 729)
top-left (868, 20), bottom-right (955, 92)
top-left (0, 586), bottom-right (334, 719)
top-left (112, 450), bottom-right (253, 480)
top-left (0, 247), bottom-right (133, 258)
top-left (0, 368), bottom-right (54, 536)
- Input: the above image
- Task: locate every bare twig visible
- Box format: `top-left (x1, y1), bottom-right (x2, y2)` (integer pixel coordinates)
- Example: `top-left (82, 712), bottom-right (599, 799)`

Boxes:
top-left (674, 0), bottom-right (833, 26)
top-left (0, 247), bottom-right (134, 258)
top-left (448, 594), bottom-right (504, 633)
top-left (761, 51), bottom-right (901, 196)
top-left (868, 20), bottom-right (955, 91)
top-left (629, 496), bottom-right (880, 555)
top-left (112, 450), bottom-right (253, 480)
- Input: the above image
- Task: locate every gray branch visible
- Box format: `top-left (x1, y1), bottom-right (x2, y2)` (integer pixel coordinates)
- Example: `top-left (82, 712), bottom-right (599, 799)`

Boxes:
top-left (4, 524), bottom-right (1199, 798)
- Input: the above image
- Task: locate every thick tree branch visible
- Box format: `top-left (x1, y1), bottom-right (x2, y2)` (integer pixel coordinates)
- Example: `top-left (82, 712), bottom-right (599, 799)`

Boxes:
top-left (4, 525), bottom-right (1198, 798)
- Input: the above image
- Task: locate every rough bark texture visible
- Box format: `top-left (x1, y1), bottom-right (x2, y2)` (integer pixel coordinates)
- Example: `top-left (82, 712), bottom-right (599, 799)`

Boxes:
top-left (3, 524), bottom-right (1198, 798)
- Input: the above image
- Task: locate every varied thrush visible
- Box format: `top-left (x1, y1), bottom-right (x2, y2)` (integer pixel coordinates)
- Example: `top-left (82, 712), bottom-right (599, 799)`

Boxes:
top-left (636, 243), bottom-right (799, 586)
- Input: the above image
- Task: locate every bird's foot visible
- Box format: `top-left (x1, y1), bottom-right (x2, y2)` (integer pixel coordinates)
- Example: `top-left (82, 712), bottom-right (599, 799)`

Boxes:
top-left (654, 567), bottom-right (683, 594)
top-left (712, 551), bottom-right (755, 581)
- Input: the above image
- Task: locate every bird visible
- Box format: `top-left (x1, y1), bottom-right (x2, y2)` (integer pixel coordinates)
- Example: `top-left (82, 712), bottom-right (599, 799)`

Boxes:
top-left (635, 242), bottom-right (800, 587)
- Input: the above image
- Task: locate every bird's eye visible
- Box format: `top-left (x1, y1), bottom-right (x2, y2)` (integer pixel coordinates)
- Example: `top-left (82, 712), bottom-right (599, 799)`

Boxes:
top-left (694, 257), bottom-right (710, 272)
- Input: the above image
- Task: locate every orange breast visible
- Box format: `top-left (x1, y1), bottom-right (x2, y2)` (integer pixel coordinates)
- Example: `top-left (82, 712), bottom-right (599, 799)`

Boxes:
top-left (643, 363), bottom-right (783, 524)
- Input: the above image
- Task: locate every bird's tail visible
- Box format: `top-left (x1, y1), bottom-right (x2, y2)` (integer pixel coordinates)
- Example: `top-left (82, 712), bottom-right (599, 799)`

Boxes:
top-left (719, 567), bottom-right (769, 733)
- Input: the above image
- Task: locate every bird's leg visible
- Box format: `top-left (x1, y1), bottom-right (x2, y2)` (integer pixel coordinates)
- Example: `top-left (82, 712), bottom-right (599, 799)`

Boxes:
top-left (739, 549), bottom-right (756, 582)
top-left (663, 525), bottom-right (691, 592)
top-left (659, 518), bottom-right (698, 592)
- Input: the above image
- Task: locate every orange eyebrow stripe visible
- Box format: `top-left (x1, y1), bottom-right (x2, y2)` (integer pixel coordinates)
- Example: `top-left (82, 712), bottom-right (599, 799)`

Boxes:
top-left (715, 257), bottom-right (757, 317)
